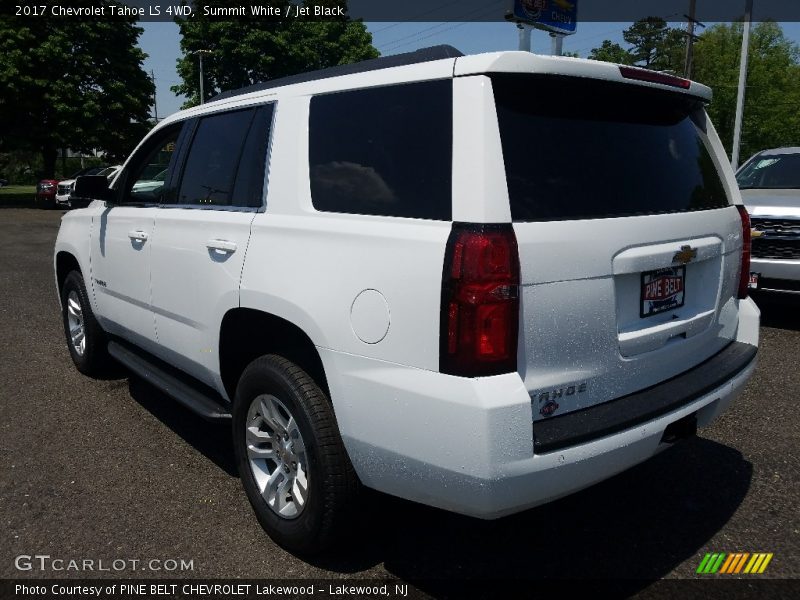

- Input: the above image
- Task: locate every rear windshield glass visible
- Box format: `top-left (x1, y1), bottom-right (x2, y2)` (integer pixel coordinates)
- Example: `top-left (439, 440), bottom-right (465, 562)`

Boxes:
top-left (492, 74), bottom-right (729, 221)
top-left (736, 153), bottom-right (800, 189)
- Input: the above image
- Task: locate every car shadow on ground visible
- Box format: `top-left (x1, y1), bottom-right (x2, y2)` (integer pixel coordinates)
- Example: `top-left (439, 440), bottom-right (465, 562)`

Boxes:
top-left (127, 375), bottom-right (237, 477)
top-left (315, 437), bottom-right (752, 596)
top-left (754, 293), bottom-right (800, 331)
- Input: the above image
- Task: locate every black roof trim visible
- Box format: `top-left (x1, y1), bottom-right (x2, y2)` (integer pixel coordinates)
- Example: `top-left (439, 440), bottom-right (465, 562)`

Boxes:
top-left (208, 45), bottom-right (463, 103)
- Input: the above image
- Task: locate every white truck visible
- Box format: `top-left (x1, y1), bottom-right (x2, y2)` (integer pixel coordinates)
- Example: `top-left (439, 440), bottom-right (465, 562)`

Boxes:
top-left (54, 46), bottom-right (759, 554)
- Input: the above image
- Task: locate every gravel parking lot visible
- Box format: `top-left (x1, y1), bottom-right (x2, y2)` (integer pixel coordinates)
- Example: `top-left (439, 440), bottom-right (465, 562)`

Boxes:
top-left (1, 208), bottom-right (798, 596)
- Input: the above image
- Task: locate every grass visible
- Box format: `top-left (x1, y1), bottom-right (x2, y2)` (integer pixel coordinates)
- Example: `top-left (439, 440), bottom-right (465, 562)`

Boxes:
top-left (0, 185), bottom-right (37, 208)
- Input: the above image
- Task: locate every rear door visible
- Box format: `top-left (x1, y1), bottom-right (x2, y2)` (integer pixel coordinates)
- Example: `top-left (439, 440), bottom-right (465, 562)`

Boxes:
top-left (149, 104), bottom-right (273, 388)
top-left (490, 74), bottom-right (743, 421)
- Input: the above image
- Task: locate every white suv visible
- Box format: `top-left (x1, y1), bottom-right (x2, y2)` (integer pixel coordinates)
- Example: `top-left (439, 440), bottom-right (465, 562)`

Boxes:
top-left (54, 46), bottom-right (760, 554)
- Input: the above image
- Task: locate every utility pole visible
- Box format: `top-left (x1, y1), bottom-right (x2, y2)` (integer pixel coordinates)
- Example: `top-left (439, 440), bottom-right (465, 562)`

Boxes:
top-left (683, 0), bottom-right (705, 78)
top-left (150, 70), bottom-right (158, 121)
top-left (192, 49), bottom-right (212, 104)
top-left (731, 0), bottom-right (753, 170)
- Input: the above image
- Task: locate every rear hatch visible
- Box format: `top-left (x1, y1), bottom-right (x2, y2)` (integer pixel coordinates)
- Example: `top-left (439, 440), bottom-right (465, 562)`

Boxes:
top-left (491, 73), bottom-right (743, 421)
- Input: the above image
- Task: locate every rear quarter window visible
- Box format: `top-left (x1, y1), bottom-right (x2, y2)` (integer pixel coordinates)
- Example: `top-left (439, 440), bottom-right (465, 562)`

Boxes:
top-left (492, 74), bottom-right (729, 221)
top-left (309, 79), bottom-right (452, 220)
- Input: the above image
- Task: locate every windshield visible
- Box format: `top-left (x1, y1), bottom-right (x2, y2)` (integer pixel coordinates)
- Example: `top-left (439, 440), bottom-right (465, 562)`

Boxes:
top-left (737, 153), bottom-right (800, 189)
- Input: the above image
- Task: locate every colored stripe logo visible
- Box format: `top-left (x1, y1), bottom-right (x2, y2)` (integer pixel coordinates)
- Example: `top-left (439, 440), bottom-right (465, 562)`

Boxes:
top-left (697, 552), bottom-right (773, 574)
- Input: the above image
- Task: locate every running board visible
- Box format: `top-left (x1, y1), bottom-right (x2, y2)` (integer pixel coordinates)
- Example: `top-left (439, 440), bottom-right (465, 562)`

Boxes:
top-left (108, 340), bottom-right (232, 421)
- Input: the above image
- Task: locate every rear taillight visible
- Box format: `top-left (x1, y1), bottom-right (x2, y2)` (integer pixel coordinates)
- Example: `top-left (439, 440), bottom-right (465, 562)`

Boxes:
top-left (737, 205), bottom-right (751, 299)
top-left (440, 223), bottom-right (520, 377)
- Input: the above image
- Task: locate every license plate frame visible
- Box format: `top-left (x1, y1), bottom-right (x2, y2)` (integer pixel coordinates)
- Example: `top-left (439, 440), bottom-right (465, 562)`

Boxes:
top-left (640, 266), bottom-right (686, 318)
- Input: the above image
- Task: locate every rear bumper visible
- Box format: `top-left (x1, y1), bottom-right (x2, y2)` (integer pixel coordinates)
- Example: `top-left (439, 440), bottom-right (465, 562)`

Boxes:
top-left (323, 297), bottom-right (760, 519)
top-left (532, 341), bottom-right (756, 454)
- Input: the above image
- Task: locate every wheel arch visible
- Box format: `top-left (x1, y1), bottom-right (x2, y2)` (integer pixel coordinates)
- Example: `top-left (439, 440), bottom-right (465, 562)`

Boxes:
top-left (55, 251), bottom-right (82, 296)
top-left (219, 308), bottom-right (330, 402)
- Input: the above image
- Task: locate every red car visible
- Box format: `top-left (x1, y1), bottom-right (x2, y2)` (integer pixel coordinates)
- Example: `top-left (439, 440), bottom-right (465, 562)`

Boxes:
top-left (35, 179), bottom-right (59, 208)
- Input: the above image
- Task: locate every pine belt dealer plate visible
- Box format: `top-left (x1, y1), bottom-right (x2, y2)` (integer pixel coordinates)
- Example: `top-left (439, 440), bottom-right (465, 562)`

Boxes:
top-left (640, 266), bottom-right (686, 318)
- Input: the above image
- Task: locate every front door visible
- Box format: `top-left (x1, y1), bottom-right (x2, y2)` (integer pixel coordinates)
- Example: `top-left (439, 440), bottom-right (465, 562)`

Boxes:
top-left (90, 124), bottom-right (184, 353)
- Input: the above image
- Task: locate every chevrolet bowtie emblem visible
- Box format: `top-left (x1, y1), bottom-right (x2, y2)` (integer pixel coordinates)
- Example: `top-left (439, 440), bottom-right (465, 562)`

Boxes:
top-left (673, 245), bottom-right (698, 264)
top-left (751, 229), bottom-right (764, 238)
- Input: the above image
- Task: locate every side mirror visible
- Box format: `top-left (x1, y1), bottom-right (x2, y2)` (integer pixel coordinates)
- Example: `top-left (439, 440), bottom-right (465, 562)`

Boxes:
top-left (70, 175), bottom-right (112, 208)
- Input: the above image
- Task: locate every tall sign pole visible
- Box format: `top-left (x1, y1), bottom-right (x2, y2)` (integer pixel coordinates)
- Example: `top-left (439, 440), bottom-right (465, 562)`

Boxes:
top-left (731, 0), bottom-right (753, 170)
top-left (518, 23), bottom-right (532, 51)
top-left (550, 33), bottom-right (564, 55)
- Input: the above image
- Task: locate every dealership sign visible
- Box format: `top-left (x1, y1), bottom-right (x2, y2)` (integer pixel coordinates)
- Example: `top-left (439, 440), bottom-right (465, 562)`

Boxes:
top-left (509, 0), bottom-right (578, 35)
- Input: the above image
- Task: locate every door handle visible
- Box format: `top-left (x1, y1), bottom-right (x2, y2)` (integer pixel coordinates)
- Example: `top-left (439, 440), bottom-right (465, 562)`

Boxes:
top-left (128, 230), bottom-right (148, 242)
top-left (206, 239), bottom-right (237, 253)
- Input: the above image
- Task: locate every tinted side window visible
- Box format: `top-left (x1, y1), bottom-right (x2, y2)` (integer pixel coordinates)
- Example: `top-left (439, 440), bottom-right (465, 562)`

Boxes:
top-left (309, 80), bottom-right (452, 220)
top-left (177, 107), bottom-right (269, 207)
top-left (232, 105), bottom-right (274, 208)
top-left (492, 74), bottom-right (729, 221)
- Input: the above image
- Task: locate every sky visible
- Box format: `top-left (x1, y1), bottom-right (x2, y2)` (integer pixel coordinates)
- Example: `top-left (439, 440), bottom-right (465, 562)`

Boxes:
top-left (139, 20), bottom-right (800, 119)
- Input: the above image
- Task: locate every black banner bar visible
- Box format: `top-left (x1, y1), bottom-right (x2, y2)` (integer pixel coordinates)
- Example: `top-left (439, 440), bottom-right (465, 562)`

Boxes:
top-left (5, 1), bottom-right (800, 23)
top-left (3, 579), bottom-right (800, 600)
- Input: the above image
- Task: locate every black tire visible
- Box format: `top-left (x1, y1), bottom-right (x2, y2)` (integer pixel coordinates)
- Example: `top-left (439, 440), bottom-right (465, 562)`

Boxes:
top-left (60, 270), bottom-right (110, 376)
top-left (233, 354), bottom-right (359, 554)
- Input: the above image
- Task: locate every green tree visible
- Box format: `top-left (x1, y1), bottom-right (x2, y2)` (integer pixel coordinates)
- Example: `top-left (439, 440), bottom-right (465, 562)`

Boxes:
top-left (0, 2), bottom-right (154, 178)
top-left (693, 21), bottom-right (800, 159)
top-left (656, 27), bottom-right (688, 74)
top-left (588, 40), bottom-right (634, 64)
top-left (589, 18), bottom-right (685, 72)
top-left (172, 1), bottom-right (379, 107)
top-left (623, 17), bottom-right (670, 68)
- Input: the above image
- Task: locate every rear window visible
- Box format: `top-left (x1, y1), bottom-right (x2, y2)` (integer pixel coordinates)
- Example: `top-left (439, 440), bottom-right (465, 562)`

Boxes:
top-left (309, 80), bottom-right (452, 220)
top-left (492, 74), bottom-right (729, 221)
top-left (736, 153), bottom-right (800, 189)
